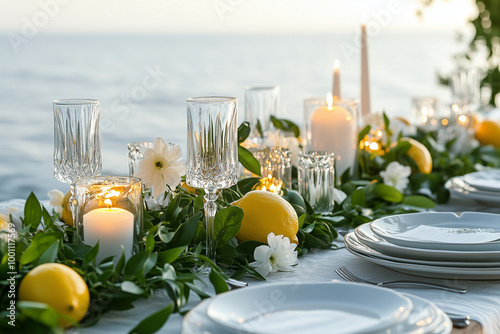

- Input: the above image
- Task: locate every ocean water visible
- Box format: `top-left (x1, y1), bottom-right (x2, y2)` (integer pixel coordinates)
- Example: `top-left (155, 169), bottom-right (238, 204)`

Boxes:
top-left (0, 33), bottom-right (463, 201)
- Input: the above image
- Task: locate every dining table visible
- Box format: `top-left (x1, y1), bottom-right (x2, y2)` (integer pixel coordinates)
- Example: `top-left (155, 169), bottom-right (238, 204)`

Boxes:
top-left (2, 196), bottom-right (499, 334)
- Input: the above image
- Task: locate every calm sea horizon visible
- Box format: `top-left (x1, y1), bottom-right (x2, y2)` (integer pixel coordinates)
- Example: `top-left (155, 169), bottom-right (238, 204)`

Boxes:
top-left (0, 32), bottom-right (463, 201)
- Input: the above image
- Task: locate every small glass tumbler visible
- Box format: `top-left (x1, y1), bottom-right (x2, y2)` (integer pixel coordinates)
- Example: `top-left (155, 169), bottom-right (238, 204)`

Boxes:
top-left (298, 152), bottom-right (335, 214)
top-left (450, 67), bottom-right (481, 113)
top-left (75, 176), bottom-right (143, 264)
top-left (245, 86), bottom-right (280, 145)
top-left (249, 146), bottom-right (292, 192)
top-left (411, 97), bottom-right (438, 130)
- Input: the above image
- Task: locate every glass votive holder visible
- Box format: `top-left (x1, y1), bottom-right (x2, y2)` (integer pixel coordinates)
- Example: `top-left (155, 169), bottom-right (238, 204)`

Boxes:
top-left (298, 151), bottom-right (335, 214)
top-left (244, 86), bottom-right (280, 145)
top-left (303, 94), bottom-right (357, 178)
top-left (248, 146), bottom-right (292, 193)
top-left (411, 97), bottom-right (438, 130)
top-left (75, 176), bottom-right (143, 264)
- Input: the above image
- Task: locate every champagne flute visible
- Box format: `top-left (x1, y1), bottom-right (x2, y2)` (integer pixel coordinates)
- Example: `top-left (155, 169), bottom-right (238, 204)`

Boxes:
top-left (186, 97), bottom-right (238, 266)
top-left (53, 99), bottom-right (102, 227)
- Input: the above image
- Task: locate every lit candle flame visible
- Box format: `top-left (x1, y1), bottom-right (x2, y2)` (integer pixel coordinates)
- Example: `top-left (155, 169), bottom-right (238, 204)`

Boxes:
top-left (255, 174), bottom-right (282, 194)
top-left (334, 59), bottom-right (340, 70)
top-left (326, 92), bottom-right (333, 111)
top-left (104, 198), bottom-right (112, 208)
top-left (458, 114), bottom-right (469, 126)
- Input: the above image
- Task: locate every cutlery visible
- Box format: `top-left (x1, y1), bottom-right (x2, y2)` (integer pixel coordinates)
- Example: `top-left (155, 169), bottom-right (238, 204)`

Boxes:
top-left (225, 278), bottom-right (248, 289)
top-left (335, 266), bottom-right (466, 294)
top-left (445, 312), bottom-right (471, 328)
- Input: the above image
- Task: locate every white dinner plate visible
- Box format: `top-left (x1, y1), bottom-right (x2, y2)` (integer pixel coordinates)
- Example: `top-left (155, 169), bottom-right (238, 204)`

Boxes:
top-left (445, 177), bottom-right (500, 204)
top-left (463, 170), bottom-right (500, 192)
top-left (346, 242), bottom-right (500, 280)
top-left (205, 282), bottom-right (412, 334)
top-left (182, 291), bottom-right (451, 334)
top-left (355, 222), bottom-right (500, 262)
top-left (370, 212), bottom-right (500, 251)
top-left (345, 232), bottom-right (500, 268)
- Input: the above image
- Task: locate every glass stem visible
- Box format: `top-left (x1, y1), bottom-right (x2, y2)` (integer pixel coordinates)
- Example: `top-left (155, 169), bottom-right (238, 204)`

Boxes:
top-left (70, 182), bottom-right (77, 231)
top-left (204, 189), bottom-right (218, 261)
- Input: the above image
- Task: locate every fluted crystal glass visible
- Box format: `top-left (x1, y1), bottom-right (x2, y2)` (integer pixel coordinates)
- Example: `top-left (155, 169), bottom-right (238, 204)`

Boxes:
top-left (245, 86), bottom-right (280, 145)
top-left (186, 96), bottom-right (238, 264)
top-left (54, 99), bottom-right (101, 227)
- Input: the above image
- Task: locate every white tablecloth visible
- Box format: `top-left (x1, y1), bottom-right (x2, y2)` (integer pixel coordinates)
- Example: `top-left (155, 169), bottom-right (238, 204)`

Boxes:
top-left (3, 196), bottom-right (500, 333)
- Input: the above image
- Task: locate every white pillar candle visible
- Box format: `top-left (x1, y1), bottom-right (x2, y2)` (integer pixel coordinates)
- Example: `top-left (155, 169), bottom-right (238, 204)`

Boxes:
top-left (310, 93), bottom-right (357, 177)
top-left (333, 59), bottom-right (341, 98)
top-left (361, 24), bottom-right (371, 117)
top-left (83, 207), bottom-right (134, 264)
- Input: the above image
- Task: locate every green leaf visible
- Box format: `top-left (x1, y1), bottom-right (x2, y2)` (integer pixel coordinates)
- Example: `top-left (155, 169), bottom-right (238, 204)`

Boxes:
top-left (238, 121), bottom-right (251, 143)
top-left (238, 145), bottom-right (261, 176)
top-left (128, 303), bottom-right (173, 334)
top-left (209, 268), bottom-right (229, 294)
top-left (236, 240), bottom-right (265, 255)
top-left (125, 251), bottom-right (151, 276)
top-left (24, 192), bottom-right (43, 231)
top-left (373, 183), bottom-right (404, 203)
top-left (158, 247), bottom-right (185, 264)
top-left (143, 252), bottom-right (158, 276)
top-left (121, 281), bottom-right (145, 295)
top-left (42, 206), bottom-right (54, 229)
top-left (402, 195), bottom-right (435, 208)
top-left (167, 212), bottom-right (202, 248)
top-left (213, 206), bottom-right (243, 248)
top-left (270, 116), bottom-right (301, 137)
top-left (37, 240), bottom-right (59, 265)
top-left (162, 263), bottom-right (177, 280)
top-left (18, 301), bottom-right (60, 328)
top-left (20, 232), bottom-right (60, 266)
top-left (350, 188), bottom-right (366, 207)
top-left (84, 242), bottom-right (100, 265)
top-left (236, 177), bottom-right (261, 194)
top-left (358, 125), bottom-right (371, 142)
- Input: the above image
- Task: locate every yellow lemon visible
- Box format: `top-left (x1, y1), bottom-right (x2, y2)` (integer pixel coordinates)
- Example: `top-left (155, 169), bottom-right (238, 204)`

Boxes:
top-left (19, 263), bottom-right (90, 328)
top-left (0, 214), bottom-right (8, 229)
top-left (232, 190), bottom-right (299, 244)
top-left (475, 120), bottom-right (500, 148)
top-left (180, 182), bottom-right (198, 194)
top-left (400, 137), bottom-right (433, 174)
top-left (61, 191), bottom-right (73, 226)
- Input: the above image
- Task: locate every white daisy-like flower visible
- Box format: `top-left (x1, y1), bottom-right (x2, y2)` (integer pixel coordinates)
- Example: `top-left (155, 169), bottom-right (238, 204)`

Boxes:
top-left (135, 137), bottom-right (186, 198)
top-left (250, 232), bottom-right (298, 277)
top-left (333, 188), bottom-right (347, 204)
top-left (380, 161), bottom-right (411, 192)
top-left (47, 189), bottom-right (64, 214)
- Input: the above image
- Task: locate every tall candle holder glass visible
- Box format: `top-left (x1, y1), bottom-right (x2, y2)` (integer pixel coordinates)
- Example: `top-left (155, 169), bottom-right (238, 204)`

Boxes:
top-left (244, 86), bottom-right (280, 146)
top-left (248, 146), bottom-right (292, 194)
top-left (53, 99), bottom-right (102, 228)
top-left (186, 97), bottom-right (239, 267)
top-left (450, 67), bottom-right (481, 113)
top-left (75, 176), bottom-right (143, 264)
top-left (298, 151), bottom-right (335, 214)
top-left (304, 95), bottom-right (357, 179)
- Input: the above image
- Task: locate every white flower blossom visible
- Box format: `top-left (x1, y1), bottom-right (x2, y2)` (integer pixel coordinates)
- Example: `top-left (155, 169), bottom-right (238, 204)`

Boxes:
top-left (145, 192), bottom-right (171, 211)
top-left (0, 213), bottom-right (18, 240)
top-left (250, 232), bottom-right (298, 277)
top-left (47, 189), bottom-right (64, 214)
top-left (135, 137), bottom-right (186, 198)
top-left (333, 188), bottom-right (347, 204)
top-left (361, 208), bottom-right (373, 217)
top-left (380, 161), bottom-right (411, 192)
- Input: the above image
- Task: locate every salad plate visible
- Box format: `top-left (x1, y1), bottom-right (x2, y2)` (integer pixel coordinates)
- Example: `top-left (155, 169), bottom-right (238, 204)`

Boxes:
top-left (463, 170), bottom-right (500, 192)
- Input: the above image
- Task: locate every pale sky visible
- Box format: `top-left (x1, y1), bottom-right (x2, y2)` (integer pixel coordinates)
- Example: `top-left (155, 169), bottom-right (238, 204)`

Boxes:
top-left (1, 0), bottom-right (477, 34)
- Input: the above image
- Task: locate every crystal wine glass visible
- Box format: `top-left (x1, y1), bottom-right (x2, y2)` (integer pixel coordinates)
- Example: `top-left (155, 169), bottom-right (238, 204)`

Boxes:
top-left (186, 96), bottom-right (239, 265)
top-left (53, 99), bottom-right (102, 227)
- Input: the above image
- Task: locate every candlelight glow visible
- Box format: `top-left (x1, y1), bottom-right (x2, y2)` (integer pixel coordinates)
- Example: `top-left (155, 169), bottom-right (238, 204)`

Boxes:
top-left (326, 92), bottom-right (333, 110)
top-left (458, 114), bottom-right (469, 126)
top-left (255, 174), bottom-right (283, 194)
top-left (441, 118), bottom-right (449, 126)
top-left (334, 59), bottom-right (340, 70)
top-left (104, 198), bottom-right (113, 208)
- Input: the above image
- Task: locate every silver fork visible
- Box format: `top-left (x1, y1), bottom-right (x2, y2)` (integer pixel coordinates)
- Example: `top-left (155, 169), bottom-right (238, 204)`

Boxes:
top-left (335, 266), bottom-right (466, 294)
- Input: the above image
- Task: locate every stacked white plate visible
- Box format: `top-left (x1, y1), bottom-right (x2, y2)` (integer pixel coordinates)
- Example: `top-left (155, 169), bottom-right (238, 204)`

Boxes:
top-left (182, 282), bottom-right (451, 334)
top-left (345, 211), bottom-right (500, 279)
top-left (445, 169), bottom-right (500, 203)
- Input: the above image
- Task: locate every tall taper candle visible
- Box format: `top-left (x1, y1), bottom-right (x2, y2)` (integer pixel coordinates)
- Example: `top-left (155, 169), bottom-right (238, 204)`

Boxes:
top-left (361, 24), bottom-right (371, 117)
top-left (333, 59), bottom-right (341, 98)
